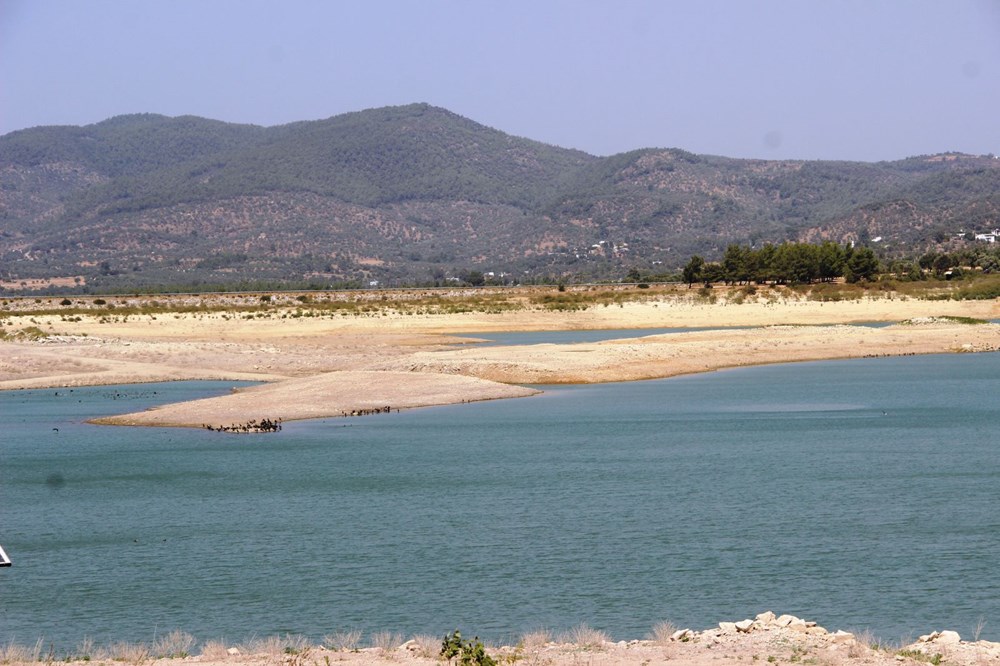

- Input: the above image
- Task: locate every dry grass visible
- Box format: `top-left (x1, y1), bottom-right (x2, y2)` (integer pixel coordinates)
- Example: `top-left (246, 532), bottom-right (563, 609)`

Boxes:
top-left (238, 634), bottom-right (309, 658)
top-left (559, 624), bottom-right (608, 649)
top-left (0, 638), bottom-right (44, 664)
top-left (520, 630), bottom-right (553, 650)
top-left (648, 620), bottom-right (678, 645)
top-left (104, 640), bottom-right (150, 664)
top-left (370, 631), bottom-right (404, 655)
top-left (74, 637), bottom-right (96, 661)
top-left (848, 629), bottom-right (884, 658)
top-left (152, 630), bottom-right (195, 658)
top-left (323, 629), bottom-right (363, 651)
top-left (409, 635), bottom-right (441, 659)
top-left (973, 617), bottom-right (987, 642)
top-left (199, 640), bottom-right (232, 660)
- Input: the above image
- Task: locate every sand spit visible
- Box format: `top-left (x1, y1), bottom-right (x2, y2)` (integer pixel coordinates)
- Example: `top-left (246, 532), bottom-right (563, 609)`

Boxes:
top-left (1, 290), bottom-right (998, 427)
top-left (11, 613), bottom-right (999, 666)
top-left (93, 370), bottom-right (540, 428)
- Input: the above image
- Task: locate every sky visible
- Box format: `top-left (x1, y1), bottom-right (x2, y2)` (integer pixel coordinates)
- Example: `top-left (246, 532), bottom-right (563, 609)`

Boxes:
top-left (1, 0), bottom-right (999, 161)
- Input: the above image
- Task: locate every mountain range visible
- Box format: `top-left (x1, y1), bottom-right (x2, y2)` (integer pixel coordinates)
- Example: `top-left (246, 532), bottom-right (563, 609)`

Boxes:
top-left (1, 103), bottom-right (998, 288)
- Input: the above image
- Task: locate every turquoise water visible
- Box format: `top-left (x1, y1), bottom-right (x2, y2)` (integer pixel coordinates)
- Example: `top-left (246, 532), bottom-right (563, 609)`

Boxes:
top-left (2, 354), bottom-right (999, 649)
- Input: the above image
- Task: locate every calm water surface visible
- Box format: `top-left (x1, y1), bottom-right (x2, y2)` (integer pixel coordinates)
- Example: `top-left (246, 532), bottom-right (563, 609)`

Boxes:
top-left (2, 354), bottom-right (999, 648)
top-left (459, 322), bottom-right (894, 346)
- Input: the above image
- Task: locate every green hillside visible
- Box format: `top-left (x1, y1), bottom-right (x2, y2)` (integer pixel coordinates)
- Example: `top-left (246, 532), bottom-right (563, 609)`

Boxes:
top-left (1, 105), bottom-right (997, 289)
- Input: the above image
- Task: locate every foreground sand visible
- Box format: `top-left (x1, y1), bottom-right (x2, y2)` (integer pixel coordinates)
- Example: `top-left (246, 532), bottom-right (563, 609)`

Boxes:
top-left (11, 613), bottom-right (1000, 666)
top-left (1, 287), bottom-right (997, 428)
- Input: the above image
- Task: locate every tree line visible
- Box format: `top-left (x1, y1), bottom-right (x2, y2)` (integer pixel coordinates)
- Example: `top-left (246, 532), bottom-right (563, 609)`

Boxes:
top-left (681, 241), bottom-right (880, 287)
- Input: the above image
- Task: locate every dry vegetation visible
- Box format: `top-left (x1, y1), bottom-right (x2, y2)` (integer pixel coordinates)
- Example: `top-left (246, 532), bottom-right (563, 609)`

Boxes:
top-left (1, 615), bottom-right (998, 666)
top-left (2, 274), bottom-right (999, 325)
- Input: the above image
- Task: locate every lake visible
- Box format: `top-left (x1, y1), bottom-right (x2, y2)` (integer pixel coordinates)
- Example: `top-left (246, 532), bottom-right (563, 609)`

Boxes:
top-left (1, 353), bottom-right (998, 650)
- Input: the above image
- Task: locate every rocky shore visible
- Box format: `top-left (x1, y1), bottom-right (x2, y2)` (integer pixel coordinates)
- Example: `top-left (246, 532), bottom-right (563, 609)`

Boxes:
top-left (8, 613), bottom-right (996, 666)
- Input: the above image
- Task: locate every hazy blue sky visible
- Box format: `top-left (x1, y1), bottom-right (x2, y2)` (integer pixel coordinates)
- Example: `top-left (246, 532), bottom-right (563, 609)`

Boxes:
top-left (2, 0), bottom-right (998, 161)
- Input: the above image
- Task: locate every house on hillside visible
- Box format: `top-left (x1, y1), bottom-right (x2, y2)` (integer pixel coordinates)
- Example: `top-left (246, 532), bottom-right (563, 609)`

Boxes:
top-left (974, 230), bottom-right (998, 243)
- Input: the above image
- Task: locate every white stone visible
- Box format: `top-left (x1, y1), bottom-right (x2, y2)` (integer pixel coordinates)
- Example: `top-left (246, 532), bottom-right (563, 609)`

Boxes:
top-left (756, 611), bottom-right (777, 625)
top-left (671, 629), bottom-right (693, 641)
top-left (831, 630), bottom-right (855, 644)
top-left (718, 622), bottom-right (738, 634)
top-left (937, 630), bottom-right (961, 644)
top-left (226, 648), bottom-right (241, 656)
top-left (735, 619), bottom-right (755, 633)
top-left (775, 615), bottom-right (796, 628)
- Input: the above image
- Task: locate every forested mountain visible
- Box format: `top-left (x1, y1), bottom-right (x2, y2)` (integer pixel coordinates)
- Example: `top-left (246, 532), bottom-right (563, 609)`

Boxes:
top-left (1, 103), bottom-right (998, 289)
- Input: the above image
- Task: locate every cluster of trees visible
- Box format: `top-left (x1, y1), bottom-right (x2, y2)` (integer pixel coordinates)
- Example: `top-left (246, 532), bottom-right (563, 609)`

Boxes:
top-left (681, 241), bottom-right (880, 286)
top-left (917, 246), bottom-right (1000, 276)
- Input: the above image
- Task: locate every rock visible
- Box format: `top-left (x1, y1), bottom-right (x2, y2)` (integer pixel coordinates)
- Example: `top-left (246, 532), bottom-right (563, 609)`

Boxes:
top-left (226, 647), bottom-right (241, 656)
top-left (775, 615), bottom-right (796, 628)
top-left (831, 630), bottom-right (855, 644)
top-left (671, 629), bottom-right (694, 641)
top-left (937, 630), bottom-right (961, 644)
top-left (735, 619), bottom-right (755, 633)
top-left (756, 611), bottom-right (777, 625)
top-left (718, 622), bottom-right (738, 634)
top-left (918, 632), bottom-right (939, 643)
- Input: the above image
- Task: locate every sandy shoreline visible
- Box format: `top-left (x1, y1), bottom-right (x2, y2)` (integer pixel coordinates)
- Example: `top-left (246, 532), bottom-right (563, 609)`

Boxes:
top-left (1, 288), bottom-right (997, 428)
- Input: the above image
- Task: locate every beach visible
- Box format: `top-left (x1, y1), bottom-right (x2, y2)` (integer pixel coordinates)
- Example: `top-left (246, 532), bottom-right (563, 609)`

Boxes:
top-left (1, 285), bottom-right (997, 428)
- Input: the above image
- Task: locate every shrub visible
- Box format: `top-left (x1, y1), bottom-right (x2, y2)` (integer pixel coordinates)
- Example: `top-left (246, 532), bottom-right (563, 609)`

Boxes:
top-left (441, 630), bottom-right (496, 666)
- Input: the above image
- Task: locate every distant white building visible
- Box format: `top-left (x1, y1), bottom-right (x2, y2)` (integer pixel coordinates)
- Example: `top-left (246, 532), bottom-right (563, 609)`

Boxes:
top-left (975, 230), bottom-right (999, 243)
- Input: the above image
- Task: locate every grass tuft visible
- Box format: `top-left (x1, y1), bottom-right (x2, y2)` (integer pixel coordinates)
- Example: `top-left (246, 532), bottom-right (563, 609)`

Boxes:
top-left (648, 620), bottom-right (678, 645)
top-left (105, 640), bottom-right (149, 664)
top-left (519, 630), bottom-right (552, 651)
top-left (560, 624), bottom-right (608, 649)
top-left (370, 631), bottom-right (404, 654)
top-left (198, 640), bottom-right (231, 660)
top-left (409, 635), bottom-right (440, 659)
top-left (0, 638), bottom-right (44, 664)
top-left (152, 630), bottom-right (195, 658)
top-left (323, 629), bottom-right (363, 651)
